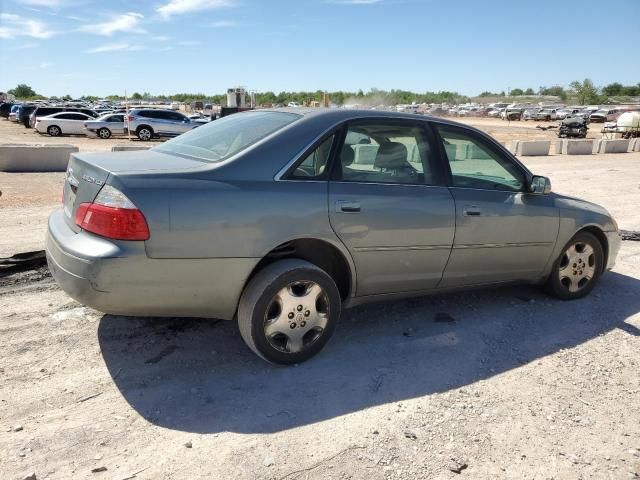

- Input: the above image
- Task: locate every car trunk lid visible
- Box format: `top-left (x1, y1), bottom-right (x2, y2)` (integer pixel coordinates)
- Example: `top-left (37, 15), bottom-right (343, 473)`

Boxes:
top-left (62, 149), bottom-right (212, 232)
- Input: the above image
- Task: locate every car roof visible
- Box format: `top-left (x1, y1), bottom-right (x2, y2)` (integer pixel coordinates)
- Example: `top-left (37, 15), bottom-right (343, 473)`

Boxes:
top-left (258, 107), bottom-right (465, 128)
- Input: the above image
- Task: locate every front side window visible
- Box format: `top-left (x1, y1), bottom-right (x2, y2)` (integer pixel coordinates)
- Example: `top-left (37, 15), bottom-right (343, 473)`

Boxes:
top-left (289, 134), bottom-right (335, 179)
top-left (437, 125), bottom-right (525, 192)
top-left (155, 111), bottom-right (300, 163)
top-left (335, 122), bottom-right (437, 185)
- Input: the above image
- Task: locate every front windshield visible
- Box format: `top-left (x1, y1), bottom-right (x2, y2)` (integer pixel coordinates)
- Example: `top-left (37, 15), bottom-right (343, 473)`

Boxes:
top-left (155, 111), bottom-right (301, 162)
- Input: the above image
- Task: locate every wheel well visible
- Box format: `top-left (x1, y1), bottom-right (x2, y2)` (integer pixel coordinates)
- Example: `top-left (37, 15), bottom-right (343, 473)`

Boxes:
top-left (578, 226), bottom-right (608, 270)
top-left (249, 239), bottom-right (352, 301)
top-left (136, 125), bottom-right (153, 133)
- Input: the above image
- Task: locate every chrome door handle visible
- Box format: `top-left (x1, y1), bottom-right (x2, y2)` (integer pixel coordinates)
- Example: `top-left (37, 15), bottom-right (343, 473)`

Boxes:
top-left (463, 205), bottom-right (481, 216)
top-left (336, 201), bottom-right (361, 213)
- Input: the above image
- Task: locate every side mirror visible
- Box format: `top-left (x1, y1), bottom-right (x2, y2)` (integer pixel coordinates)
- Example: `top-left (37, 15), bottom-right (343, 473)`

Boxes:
top-left (529, 175), bottom-right (552, 194)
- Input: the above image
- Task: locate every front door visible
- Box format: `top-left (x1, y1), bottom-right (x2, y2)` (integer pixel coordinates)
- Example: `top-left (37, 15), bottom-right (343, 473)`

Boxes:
top-left (434, 124), bottom-right (559, 287)
top-left (328, 120), bottom-right (455, 296)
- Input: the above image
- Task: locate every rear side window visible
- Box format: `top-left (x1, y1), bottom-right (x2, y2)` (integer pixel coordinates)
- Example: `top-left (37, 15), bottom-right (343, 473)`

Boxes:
top-left (289, 134), bottom-right (336, 179)
top-left (138, 110), bottom-right (155, 118)
top-left (335, 122), bottom-right (439, 185)
top-left (155, 111), bottom-right (300, 163)
top-left (37, 108), bottom-right (61, 116)
top-left (169, 111), bottom-right (187, 121)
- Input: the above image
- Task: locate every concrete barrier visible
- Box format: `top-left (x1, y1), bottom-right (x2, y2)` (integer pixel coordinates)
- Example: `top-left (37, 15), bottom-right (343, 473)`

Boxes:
top-left (558, 139), bottom-right (595, 155)
top-left (0, 144), bottom-right (77, 172)
top-left (554, 140), bottom-right (562, 154)
top-left (111, 145), bottom-right (152, 152)
top-left (512, 140), bottom-right (550, 156)
top-left (598, 139), bottom-right (630, 154)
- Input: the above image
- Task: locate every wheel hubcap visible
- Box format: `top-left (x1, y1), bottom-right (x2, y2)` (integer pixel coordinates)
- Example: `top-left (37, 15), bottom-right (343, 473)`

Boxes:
top-left (140, 130), bottom-right (151, 140)
top-left (99, 129), bottom-right (110, 138)
top-left (264, 281), bottom-right (329, 354)
top-left (558, 242), bottom-right (596, 293)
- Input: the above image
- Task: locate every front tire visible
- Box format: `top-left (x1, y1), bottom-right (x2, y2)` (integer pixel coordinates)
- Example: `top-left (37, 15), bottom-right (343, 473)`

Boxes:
top-left (238, 259), bottom-right (341, 365)
top-left (546, 232), bottom-right (604, 300)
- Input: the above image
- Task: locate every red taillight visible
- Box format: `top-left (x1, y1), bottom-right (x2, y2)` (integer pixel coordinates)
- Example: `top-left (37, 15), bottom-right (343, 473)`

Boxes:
top-left (75, 203), bottom-right (149, 241)
top-left (127, 115), bottom-right (134, 121)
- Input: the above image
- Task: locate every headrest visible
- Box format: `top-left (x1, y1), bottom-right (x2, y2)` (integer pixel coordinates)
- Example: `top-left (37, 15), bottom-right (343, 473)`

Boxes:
top-left (374, 142), bottom-right (408, 170)
top-left (340, 145), bottom-right (355, 166)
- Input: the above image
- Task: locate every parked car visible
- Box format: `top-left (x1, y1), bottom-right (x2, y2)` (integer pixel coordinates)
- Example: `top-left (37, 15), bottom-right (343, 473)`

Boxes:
top-left (30, 106), bottom-right (98, 128)
top-left (17, 104), bottom-right (37, 128)
top-left (487, 108), bottom-right (504, 118)
top-left (522, 108), bottom-right (542, 121)
top-left (46, 109), bottom-right (621, 364)
top-left (532, 108), bottom-right (562, 121)
top-left (125, 108), bottom-right (200, 141)
top-left (502, 106), bottom-right (524, 120)
top-left (83, 113), bottom-right (126, 139)
top-left (590, 108), bottom-right (623, 123)
top-left (35, 112), bottom-right (95, 136)
top-left (9, 104), bottom-right (21, 122)
top-left (556, 108), bottom-right (584, 120)
top-left (0, 102), bottom-right (15, 118)
top-left (457, 107), bottom-right (478, 117)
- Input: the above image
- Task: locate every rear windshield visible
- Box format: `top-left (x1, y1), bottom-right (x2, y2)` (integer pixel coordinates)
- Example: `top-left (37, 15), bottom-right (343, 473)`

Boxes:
top-left (154, 111), bottom-right (301, 162)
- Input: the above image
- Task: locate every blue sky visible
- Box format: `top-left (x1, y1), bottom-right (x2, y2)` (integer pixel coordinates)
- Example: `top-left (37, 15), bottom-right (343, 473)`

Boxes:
top-left (1, 0), bottom-right (639, 97)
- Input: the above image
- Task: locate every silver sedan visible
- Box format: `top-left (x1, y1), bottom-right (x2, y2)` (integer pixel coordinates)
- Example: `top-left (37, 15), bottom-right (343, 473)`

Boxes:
top-left (83, 113), bottom-right (126, 139)
top-left (46, 109), bottom-right (621, 364)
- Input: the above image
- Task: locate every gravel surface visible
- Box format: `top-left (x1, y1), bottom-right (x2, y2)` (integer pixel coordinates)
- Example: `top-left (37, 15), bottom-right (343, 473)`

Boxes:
top-left (1, 117), bottom-right (639, 480)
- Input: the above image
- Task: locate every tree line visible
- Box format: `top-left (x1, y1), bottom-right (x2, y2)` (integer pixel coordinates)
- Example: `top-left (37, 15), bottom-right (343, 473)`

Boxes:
top-left (6, 80), bottom-right (640, 106)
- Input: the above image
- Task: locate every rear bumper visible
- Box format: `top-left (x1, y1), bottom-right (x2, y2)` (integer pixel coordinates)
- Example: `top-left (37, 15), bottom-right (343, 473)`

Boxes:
top-left (46, 209), bottom-right (258, 320)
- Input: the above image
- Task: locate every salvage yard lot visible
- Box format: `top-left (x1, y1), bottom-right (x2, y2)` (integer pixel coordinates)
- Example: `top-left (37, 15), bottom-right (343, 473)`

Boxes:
top-left (1, 118), bottom-right (640, 479)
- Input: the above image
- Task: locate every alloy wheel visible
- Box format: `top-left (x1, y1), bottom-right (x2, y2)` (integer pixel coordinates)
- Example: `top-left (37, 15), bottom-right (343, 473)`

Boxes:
top-left (558, 242), bottom-right (596, 293)
top-left (138, 128), bottom-right (152, 141)
top-left (263, 281), bottom-right (329, 354)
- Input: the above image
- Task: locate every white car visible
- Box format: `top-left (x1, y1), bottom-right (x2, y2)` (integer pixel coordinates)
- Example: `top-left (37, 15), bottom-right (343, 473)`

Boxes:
top-left (35, 112), bottom-right (94, 136)
top-left (287, 102), bottom-right (301, 108)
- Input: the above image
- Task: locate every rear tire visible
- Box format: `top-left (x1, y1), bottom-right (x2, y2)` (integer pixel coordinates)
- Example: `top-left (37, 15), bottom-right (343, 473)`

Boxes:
top-left (546, 231), bottom-right (604, 300)
top-left (136, 126), bottom-right (153, 141)
top-left (47, 125), bottom-right (61, 137)
top-left (97, 127), bottom-right (112, 139)
top-left (238, 259), bottom-right (341, 365)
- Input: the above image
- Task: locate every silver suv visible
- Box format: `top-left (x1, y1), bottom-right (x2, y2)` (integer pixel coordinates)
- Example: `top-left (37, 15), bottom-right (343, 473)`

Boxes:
top-left (125, 108), bottom-right (199, 141)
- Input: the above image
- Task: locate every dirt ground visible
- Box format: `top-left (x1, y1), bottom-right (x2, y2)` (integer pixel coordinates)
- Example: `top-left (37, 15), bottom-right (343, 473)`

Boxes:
top-left (1, 117), bottom-right (640, 480)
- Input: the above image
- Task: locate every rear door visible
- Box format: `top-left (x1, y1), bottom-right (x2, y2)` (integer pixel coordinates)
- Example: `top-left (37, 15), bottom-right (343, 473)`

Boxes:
top-left (328, 119), bottom-right (455, 296)
top-left (108, 114), bottom-right (125, 135)
top-left (433, 123), bottom-right (559, 287)
top-left (62, 113), bottom-right (88, 134)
